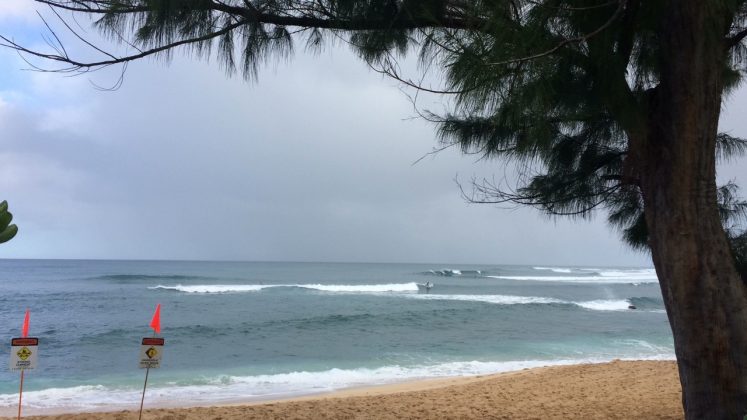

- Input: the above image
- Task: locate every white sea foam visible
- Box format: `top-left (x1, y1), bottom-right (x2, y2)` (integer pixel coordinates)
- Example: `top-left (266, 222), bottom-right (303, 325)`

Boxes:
top-left (151, 283), bottom-right (420, 294)
top-left (532, 267), bottom-right (572, 273)
top-left (598, 269), bottom-right (656, 278)
top-left (405, 294), bottom-right (563, 305)
top-left (151, 286), bottom-right (643, 312)
top-left (297, 283), bottom-right (419, 292)
top-left (150, 284), bottom-right (271, 293)
top-left (428, 269), bottom-right (463, 276)
top-left (574, 299), bottom-right (632, 311)
top-left (403, 294), bottom-right (634, 311)
top-left (0, 355), bottom-right (675, 414)
top-left (153, 284), bottom-right (652, 313)
top-left (486, 273), bottom-right (658, 284)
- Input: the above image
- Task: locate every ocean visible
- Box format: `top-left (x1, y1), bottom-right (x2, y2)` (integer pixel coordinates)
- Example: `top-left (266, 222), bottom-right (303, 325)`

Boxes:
top-left (0, 259), bottom-right (673, 414)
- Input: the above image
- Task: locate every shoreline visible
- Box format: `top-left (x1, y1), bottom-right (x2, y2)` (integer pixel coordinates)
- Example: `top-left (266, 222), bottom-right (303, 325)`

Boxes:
top-left (0, 356), bottom-right (674, 416)
top-left (0, 360), bottom-right (683, 419)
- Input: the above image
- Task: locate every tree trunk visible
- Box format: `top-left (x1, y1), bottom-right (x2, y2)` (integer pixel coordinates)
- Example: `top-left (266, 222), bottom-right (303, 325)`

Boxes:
top-left (638, 2), bottom-right (747, 418)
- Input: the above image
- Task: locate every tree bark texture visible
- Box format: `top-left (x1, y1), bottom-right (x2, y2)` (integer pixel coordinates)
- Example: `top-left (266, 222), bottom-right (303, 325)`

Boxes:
top-left (638, 1), bottom-right (747, 418)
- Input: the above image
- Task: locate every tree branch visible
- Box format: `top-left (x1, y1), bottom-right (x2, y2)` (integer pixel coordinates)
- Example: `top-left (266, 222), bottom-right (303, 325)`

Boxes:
top-left (35, 0), bottom-right (484, 30)
top-left (727, 28), bottom-right (747, 49)
top-left (0, 19), bottom-right (247, 71)
top-left (8, 0), bottom-right (487, 74)
top-left (488, 0), bottom-right (626, 66)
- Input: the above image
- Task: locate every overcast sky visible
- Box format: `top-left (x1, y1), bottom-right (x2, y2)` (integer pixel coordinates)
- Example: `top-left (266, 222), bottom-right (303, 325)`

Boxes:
top-left (0, 2), bottom-right (745, 266)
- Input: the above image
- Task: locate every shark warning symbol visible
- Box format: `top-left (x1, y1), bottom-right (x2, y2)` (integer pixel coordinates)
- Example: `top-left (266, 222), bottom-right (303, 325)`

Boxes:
top-left (16, 347), bottom-right (32, 361)
top-left (10, 337), bottom-right (39, 371)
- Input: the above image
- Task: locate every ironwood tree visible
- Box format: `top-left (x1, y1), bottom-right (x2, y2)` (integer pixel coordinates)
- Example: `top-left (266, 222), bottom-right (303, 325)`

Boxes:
top-left (3, 0), bottom-right (747, 417)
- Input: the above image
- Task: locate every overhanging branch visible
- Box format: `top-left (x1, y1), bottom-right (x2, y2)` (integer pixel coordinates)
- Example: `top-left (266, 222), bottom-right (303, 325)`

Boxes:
top-left (6, 0), bottom-right (487, 75)
top-left (0, 18), bottom-right (248, 72)
top-left (727, 28), bottom-right (747, 49)
top-left (489, 0), bottom-right (626, 66)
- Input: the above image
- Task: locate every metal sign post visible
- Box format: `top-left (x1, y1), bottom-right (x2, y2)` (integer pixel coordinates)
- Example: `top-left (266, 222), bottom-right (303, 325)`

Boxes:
top-left (9, 337), bottom-right (38, 420)
top-left (138, 336), bottom-right (164, 420)
top-left (138, 303), bottom-right (163, 419)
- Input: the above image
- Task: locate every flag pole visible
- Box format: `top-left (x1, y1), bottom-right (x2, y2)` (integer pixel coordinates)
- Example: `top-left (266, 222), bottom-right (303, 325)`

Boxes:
top-left (17, 369), bottom-right (24, 420)
top-left (17, 309), bottom-right (29, 420)
top-left (139, 304), bottom-right (161, 420)
top-left (138, 351), bottom-right (151, 420)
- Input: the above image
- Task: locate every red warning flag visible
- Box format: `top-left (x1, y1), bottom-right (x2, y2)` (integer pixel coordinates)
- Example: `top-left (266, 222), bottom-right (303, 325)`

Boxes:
top-left (149, 304), bottom-right (161, 334)
top-left (22, 309), bottom-right (29, 338)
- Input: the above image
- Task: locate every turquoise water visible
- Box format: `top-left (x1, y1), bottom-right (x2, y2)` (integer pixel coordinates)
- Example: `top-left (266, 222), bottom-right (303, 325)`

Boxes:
top-left (0, 259), bottom-right (673, 413)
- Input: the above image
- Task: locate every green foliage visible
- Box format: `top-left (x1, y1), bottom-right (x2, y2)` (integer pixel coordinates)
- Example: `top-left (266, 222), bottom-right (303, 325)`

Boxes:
top-left (414, 1), bottom-right (747, 266)
top-left (97, 0), bottom-right (295, 79)
top-left (0, 200), bottom-right (18, 244)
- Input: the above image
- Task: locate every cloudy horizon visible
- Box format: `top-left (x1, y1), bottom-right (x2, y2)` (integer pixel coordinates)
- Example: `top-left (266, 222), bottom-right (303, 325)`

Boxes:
top-left (1, 3), bottom-right (745, 267)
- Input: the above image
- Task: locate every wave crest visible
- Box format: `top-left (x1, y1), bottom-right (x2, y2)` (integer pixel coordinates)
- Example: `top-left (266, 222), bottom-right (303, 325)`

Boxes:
top-left (532, 267), bottom-right (572, 273)
top-left (486, 275), bottom-right (657, 284)
top-left (406, 294), bottom-right (636, 311)
top-left (421, 269), bottom-right (483, 277)
top-left (298, 283), bottom-right (419, 292)
top-left (150, 284), bottom-right (270, 293)
top-left (150, 283), bottom-right (420, 294)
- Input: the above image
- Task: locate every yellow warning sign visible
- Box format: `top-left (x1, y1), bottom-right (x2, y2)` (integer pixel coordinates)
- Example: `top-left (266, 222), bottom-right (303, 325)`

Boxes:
top-left (17, 347), bottom-right (32, 361)
top-left (9, 337), bottom-right (39, 371)
top-left (139, 338), bottom-right (164, 369)
top-left (145, 347), bottom-right (158, 359)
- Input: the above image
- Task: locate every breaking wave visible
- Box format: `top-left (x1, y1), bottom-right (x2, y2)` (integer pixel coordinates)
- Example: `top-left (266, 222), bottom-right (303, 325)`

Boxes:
top-left (150, 283), bottom-right (420, 294)
top-left (532, 267), bottom-right (572, 273)
top-left (486, 270), bottom-right (658, 284)
top-left (404, 294), bottom-right (640, 312)
top-left (574, 300), bottom-right (633, 311)
top-left (150, 284), bottom-right (271, 293)
top-left (405, 294), bottom-right (563, 305)
top-left (422, 269), bottom-right (482, 277)
top-left (297, 283), bottom-right (419, 292)
top-left (150, 286), bottom-right (660, 312)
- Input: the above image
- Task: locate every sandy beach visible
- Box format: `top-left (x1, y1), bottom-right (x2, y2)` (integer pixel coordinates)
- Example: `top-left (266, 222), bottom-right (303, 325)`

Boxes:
top-left (2, 360), bottom-right (682, 420)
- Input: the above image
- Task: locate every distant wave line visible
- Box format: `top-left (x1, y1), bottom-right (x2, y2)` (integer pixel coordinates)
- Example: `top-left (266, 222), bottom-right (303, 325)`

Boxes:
top-left (532, 267), bottom-right (572, 273)
top-left (150, 285), bottom-right (662, 312)
top-left (404, 294), bottom-right (649, 312)
top-left (421, 269), bottom-right (483, 276)
top-left (150, 283), bottom-right (420, 293)
top-left (486, 275), bottom-right (658, 283)
top-left (93, 274), bottom-right (204, 281)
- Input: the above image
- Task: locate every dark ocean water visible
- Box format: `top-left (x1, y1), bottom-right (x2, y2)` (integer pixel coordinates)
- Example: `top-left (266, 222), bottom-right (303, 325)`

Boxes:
top-left (0, 259), bottom-right (673, 413)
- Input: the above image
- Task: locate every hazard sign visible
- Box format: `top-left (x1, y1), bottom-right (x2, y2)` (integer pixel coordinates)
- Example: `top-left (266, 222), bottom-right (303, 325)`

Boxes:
top-left (9, 337), bottom-right (38, 371)
top-left (139, 337), bottom-right (164, 369)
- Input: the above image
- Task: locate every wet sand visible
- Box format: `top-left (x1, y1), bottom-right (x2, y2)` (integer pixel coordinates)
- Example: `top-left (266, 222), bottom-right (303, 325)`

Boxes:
top-left (3, 360), bottom-right (682, 419)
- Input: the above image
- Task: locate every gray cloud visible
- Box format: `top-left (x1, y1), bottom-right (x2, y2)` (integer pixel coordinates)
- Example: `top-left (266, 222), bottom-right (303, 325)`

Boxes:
top-left (9, 23), bottom-right (742, 266)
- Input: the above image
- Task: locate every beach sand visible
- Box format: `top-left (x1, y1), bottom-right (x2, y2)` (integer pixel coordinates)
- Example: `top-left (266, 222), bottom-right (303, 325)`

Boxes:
top-left (3, 360), bottom-right (682, 419)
